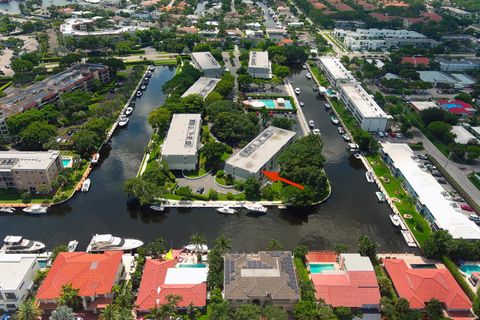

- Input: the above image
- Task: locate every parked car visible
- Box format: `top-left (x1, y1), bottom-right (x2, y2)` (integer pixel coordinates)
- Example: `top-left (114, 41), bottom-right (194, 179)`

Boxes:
top-left (196, 187), bottom-right (205, 194)
top-left (431, 170), bottom-right (442, 177)
top-left (437, 178), bottom-right (447, 184)
top-left (379, 132), bottom-right (385, 138)
top-left (469, 214), bottom-right (480, 222)
top-left (389, 131), bottom-right (396, 138)
top-left (461, 204), bottom-right (474, 212)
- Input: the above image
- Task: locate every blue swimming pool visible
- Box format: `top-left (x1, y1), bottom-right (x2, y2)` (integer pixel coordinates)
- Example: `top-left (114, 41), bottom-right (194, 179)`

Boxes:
top-left (257, 99), bottom-right (293, 110)
top-left (38, 260), bottom-right (47, 268)
top-left (178, 263), bottom-right (207, 268)
top-left (309, 263), bottom-right (335, 274)
top-left (62, 159), bottom-right (72, 167)
top-left (460, 264), bottom-right (480, 275)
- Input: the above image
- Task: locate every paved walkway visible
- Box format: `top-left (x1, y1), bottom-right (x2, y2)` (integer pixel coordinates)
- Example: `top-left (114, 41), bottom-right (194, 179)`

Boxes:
top-left (177, 173), bottom-right (241, 194)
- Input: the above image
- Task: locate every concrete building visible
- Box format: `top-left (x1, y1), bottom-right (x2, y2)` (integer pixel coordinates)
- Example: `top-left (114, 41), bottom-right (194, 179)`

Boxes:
top-left (181, 77), bottom-right (220, 99)
top-left (191, 52), bottom-right (224, 78)
top-left (0, 253), bottom-right (39, 311)
top-left (247, 51), bottom-right (272, 79)
top-left (409, 101), bottom-right (439, 113)
top-left (223, 251), bottom-right (299, 310)
top-left (60, 18), bottom-right (147, 37)
top-left (0, 150), bottom-right (62, 192)
top-left (162, 114), bottom-right (202, 171)
top-left (338, 82), bottom-right (389, 132)
top-left (380, 142), bottom-right (480, 239)
top-left (451, 126), bottom-right (478, 144)
top-left (318, 56), bottom-right (355, 87)
top-left (437, 58), bottom-right (480, 72)
top-left (441, 6), bottom-right (473, 18)
top-left (225, 126), bottom-right (296, 180)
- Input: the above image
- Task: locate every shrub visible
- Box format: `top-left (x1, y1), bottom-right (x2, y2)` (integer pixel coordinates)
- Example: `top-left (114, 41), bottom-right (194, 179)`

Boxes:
top-left (216, 170), bottom-right (225, 178)
top-left (226, 192), bottom-right (234, 200)
top-left (442, 256), bottom-right (476, 301)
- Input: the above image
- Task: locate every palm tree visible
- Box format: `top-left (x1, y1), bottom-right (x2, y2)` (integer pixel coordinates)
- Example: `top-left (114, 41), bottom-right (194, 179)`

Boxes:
top-left (214, 235), bottom-right (231, 254)
top-left (15, 299), bottom-right (42, 320)
top-left (58, 283), bottom-right (80, 309)
top-left (99, 304), bottom-right (118, 320)
top-left (189, 232), bottom-right (207, 254)
top-left (116, 307), bottom-right (135, 320)
top-left (49, 305), bottom-right (75, 320)
top-left (266, 239), bottom-right (283, 251)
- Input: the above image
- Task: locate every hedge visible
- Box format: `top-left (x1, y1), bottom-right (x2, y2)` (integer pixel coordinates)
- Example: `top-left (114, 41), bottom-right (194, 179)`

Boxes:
top-left (442, 256), bottom-right (476, 301)
top-left (0, 81), bottom-right (12, 91)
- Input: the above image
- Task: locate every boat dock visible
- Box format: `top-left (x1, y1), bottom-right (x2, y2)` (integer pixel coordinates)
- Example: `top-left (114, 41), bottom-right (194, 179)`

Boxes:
top-left (157, 199), bottom-right (283, 209)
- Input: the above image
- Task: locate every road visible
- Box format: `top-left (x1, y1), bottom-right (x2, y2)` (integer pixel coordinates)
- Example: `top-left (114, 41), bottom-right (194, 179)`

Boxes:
top-left (222, 45), bottom-right (240, 94)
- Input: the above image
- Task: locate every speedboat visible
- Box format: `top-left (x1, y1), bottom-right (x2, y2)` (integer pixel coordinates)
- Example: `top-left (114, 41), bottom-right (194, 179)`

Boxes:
top-left (118, 117), bottom-right (129, 127)
top-left (81, 179), bottom-right (91, 192)
top-left (136, 91), bottom-right (142, 97)
top-left (217, 206), bottom-right (236, 215)
top-left (148, 65), bottom-right (156, 72)
top-left (312, 129), bottom-right (321, 135)
top-left (308, 120), bottom-right (315, 128)
top-left (294, 88), bottom-right (300, 95)
top-left (324, 103), bottom-right (331, 110)
top-left (376, 191), bottom-right (386, 202)
top-left (2, 236), bottom-right (46, 253)
top-left (331, 116), bottom-right (339, 125)
top-left (184, 244), bottom-right (208, 253)
top-left (244, 203), bottom-right (267, 214)
top-left (302, 64), bottom-right (307, 69)
top-left (125, 107), bottom-right (134, 116)
top-left (337, 126), bottom-right (345, 134)
top-left (365, 171), bottom-right (374, 183)
top-left (140, 85), bottom-right (146, 91)
top-left (149, 205), bottom-right (164, 212)
top-left (306, 72), bottom-right (312, 79)
top-left (313, 85), bottom-right (318, 91)
top-left (353, 152), bottom-right (361, 159)
top-left (91, 153), bottom-right (100, 164)
top-left (23, 205), bottom-right (47, 215)
top-left (68, 240), bottom-right (79, 252)
top-left (342, 134), bottom-right (351, 142)
top-left (86, 234), bottom-right (144, 253)
top-left (390, 214), bottom-right (401, 227)
top-left (0, 207), bottom-right (15, 214)
top-left (300, 101), bottom-right (305, 107)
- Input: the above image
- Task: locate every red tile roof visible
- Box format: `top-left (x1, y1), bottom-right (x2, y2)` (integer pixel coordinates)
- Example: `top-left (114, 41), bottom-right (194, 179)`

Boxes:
top-left (311, 271), bottom-right (380, 308)
top-left (383, 259), bottom-right (472, 310)
top-left (421, 12), bottom-right (442, 22)
top-left (401, 56), bottom-right (430, 66)
top-left (135, 259), bottom-right (207, 311)
top-left (306, 251), bottom-right (337, 263)
top-left (278, 39), bottom-right (294, 46)
top-left (37, 252), bottom-right (122, 300)
top-left (369, 13), bottom-right (397, 21)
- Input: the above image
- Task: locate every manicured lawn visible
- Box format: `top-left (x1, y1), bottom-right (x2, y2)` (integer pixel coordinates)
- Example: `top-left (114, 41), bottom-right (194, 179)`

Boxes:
top-left (184, 168), bottom-right (208, 178)
top-left (153, 59), bottom-right (177, 66)
top-left (0, 190), bottom-right (50, 204)
top-left (468, 172), bottom-right (480, 191)
top-left (308, 63), bottom-right (330, 87)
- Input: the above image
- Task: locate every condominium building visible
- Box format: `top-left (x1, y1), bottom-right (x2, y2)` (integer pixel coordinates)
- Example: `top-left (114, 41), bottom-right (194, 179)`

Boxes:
top-left (338, 82), bottom-right (389, 132)
top-left (0, 150), bottom-right (63, 192)
top-left (191, 52), bottom-right (224, 78)
top-left (60, 18), bottom-right (147, 37)
top-left (248, 51), bottom-right (272, 79)
top-left (318, 56), bottom-right (354, 87)
top-left (162, 114), bottom-right (202, 170)
top-left (181, 77), bottom-right (220, 99)
top-left (0, 253), bottom-right (40, 311)
top-left (437, 58), bottom-right (480, 72)
top-left (225, 126), bottom-right (296, 180)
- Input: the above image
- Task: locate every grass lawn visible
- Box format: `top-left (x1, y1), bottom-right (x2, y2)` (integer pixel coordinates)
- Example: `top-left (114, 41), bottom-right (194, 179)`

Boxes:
top-left (0, 190), bottom-right (51, 204)
top-left (308, 63), bottom-right (330, 87)
top-left (183, 168), bottom-right (208, 178)
top-left (153, 59), bottom-right (177, 66)
top-left (468, 172), bottom-right (480, 191)
top-left (366, 154), bottom-right (431, 245)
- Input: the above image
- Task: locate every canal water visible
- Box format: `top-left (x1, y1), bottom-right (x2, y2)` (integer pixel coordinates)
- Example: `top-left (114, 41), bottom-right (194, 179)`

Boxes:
top-left (0, 65), bottom-right (411, 253)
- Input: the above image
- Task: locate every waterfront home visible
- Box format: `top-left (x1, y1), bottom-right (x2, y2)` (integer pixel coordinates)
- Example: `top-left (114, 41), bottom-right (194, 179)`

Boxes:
top-left (383, 257), bottom-right (472, 313)
top-left (0, 252), bottom-right (39, 311)
top-left (223, 251), bottom-right (299, 311)
top-left (36, 251), bottom-right (123, 314)
top-left (135, 254), bottom-right (207, 313)
top-left (307, 252), bottom-right (381, 310)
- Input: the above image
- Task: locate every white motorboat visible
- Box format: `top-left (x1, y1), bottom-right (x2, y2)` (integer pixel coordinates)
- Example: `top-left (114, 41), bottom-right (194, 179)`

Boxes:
top-left (324, 103), bottom-right (331, 110)
top-left (118, 117), bottom-right (129, 127)
top-left (331, 116), bottom-right (339, 125)
top-left (217, 206), bottom-right (236, 215)
top-left (376, 191), bottom-right (386, 202)
top-left (294, 88), bottom-right (300, 95)
top-left (308, 120), bottom-right (315, 128)
top-left (353, 152), bottom-right (361, 159)
top-left (342, 134), bottom-right (351, 142)
top-left (306, 72), bottom-right (312, 79)
top-left (0, 207), bottom-right (15, 214)
top-left (125, 107), bottom-right (134, 116)
top-left (390, 214), bottom-right (401, 227)
top-left (81, 179), bottom-right (91, 192)
top-left (365, 171), bottom-right (374, 183)
top-left (312, 129), bottom-right (321, 135)
top-left (184, 244), bottom-right (208, 253)
top-left (337, 126), bottom-right (345, 134)
top-left (2, 236), bottom-right (46, 253)
top-left (302, 64), bottom-right (307, 69)
top-left (300, 101), bottom-right (305, 107)
top-left (136, 91), bottom-right (142, 97)
top-left (91, 153), bottom-right (100, 164)
top-left (23, 205), bottom-right (47, 215)
top-left (244, 203), bottom-right (267, 214)
top-left (313, 85), bottom-right (318, 91)
top-left (140, 85), bottom-right (147, 91)
top-left (86, 234), bottom-right (144, 253)
top-left (148, 65), bottom-right (156, 72)
top-left (149, 205), bottom-right (164, 212)
top-left (68, 240), bottom-right (79, 252)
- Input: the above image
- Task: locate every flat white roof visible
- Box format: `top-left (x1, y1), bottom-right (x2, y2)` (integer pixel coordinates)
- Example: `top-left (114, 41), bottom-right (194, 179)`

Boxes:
top-left (341, 253), bottom-right (374, 272)
top-left (0, 252), bottom-right (37, 290)
top-left (451, 126), bottom-right (478, 144)
top-left (226, 126), bottom-right (295, 174)
top-left (339, 82), bottom-right (388, 119)
top-left (191, 52), bottom-right (222, 70)
top-left (472, 126), bottom-right (480, 137)
top-left (381, 142), bottom-right (480, 239)
top-left (162, 114), bottom-right (202, 156)
top-left (410, 101), bottom-right (439, 112)
top-left (181, 77), bottom-right (220, 99)
top-left (249, 51), bottom-right (270, 69)
top-left (319, 56), bottom-right (354, 81)
top-left (0, 150), bottom-right (59, 171)
top-left (164, 267), bottom-right (208, 284)
top-left (60, 18), bottom-right (146, 36)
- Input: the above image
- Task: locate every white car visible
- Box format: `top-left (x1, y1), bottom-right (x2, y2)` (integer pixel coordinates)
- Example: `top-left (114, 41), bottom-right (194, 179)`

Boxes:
top-left (312, 129), bottom-right (321, 135)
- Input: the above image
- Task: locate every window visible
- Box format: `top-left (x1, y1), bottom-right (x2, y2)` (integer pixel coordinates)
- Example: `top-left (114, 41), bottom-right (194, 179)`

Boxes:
top-left (19, 282), bottom-right (24, 290)
top-left (6, 304), bottom-right (16, 309)
top-left (4, 292), bottom-right (16, 300)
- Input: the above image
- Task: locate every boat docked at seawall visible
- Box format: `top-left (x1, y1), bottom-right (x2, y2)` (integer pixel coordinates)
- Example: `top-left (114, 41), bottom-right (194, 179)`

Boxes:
top-left (244, 203), bottom-right (267, 214)
top-left (365, 171), bottom-right (374, 183)
top-left (0, 207), bottom-right (15, 214)
top-left (217, 206), bottom-right (236, 215)
top-left (91, 153), bottom-right (100, 164)
top-left (68, 240), bottom-right (79, 252)
top-left (118, 117), bottom-right (129, 127)
top-left (184, 244), bottom-right (208, 253)
top-left (306, 72), bottom-right (312, 79)
top-left (81, 179), bottom-right (91, 192)
top-left (331, 116), bottom-right (339, 125)
top-left (389, 214), bottom-right (401, 227)
top-left (149, 204), bottom-right (164, 212)
top-left (125, 107), bottom-right (134, 116)
top-left (86, 234), bottom-right (144, 253)
top-left (1, 236), bottom-right (46, 253)
top-left (23, 205), bottom-right (47, 215)
top-left (376, 191), bottom-right (386, 202)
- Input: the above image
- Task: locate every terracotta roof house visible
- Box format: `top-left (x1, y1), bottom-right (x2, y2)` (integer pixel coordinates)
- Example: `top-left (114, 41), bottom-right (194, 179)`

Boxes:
top-left (401, 56), bottom-right (430, 66)
top-left (278, 38), bottom-right (294, 46)
top-left (383, 258), bottom-right (472, 311)
top-left (177, 26), bottom-right (198, 34)
top-left (310, 253), bottom-right (381, 310)
top-left (224, 251), bottom-right (299, 311)
top-left (36, 252), bottom-right (123, 314)
top-left (136, 258), bottom-right (207, 312)
top-left (421, 12), bottom-right (442, 22)
top-left (368, 13), bottom-right (398, 22)
top-left (313, 2), bottom-right (327, 9)
top-left (306, 251), bottom-right (337, 264)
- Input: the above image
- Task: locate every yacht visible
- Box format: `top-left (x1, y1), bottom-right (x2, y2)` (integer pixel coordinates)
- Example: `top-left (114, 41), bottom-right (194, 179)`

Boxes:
top-left (308, 120), bottom-right (315, 128)
top-left (300, 101), bottom-right (305, 107)
top-left (0, 207), bottom-right (15, 214)
top-left (294, 88), bottom-right (300, 95)
top-left (81, 179), bottom-right (91, 192)
top-left (337, 126), bottom-right (345, 134)
top-left (244, 203), bottom-right (267, 214)
top-left (125, 107), bottom-right (134, 116)
top-left (375, 191), bottom-right (386, 202)
top-left (118, 117), bottom-right (129, 127)
top-left (389, 214), bottom-right (401, 227)
top-left (23, 205), bottom-right (47, 215)
top-left (217, 206), bottom-right (236, 215)
top-left (68, 240), bottom-right (79, 252)
top-left (365, 171), bottom-right (375, 183)
top-left (136, 91), bottom-right (143, 97)
top-left (306, 72), bottom-right (312, 79)
top-left (149, 204), bottom-right (164, 212)
top-left (184, 244), bottom-right (208, 253)
top-left (2, 236), bottom-right (46, 253)
top-left (330, 116), bottom-right (339, 125)
top-left (342, 134), bottom-right (351, 142)
top-left (86, 234), bottom-right (144, 253)
top-left (91, 153), bottom-right (100, 164)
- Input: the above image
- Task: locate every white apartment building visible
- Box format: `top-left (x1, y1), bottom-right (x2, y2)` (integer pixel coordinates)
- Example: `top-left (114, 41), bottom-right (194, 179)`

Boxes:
top-left (60, 18), bottom-right (147, 37)
top-left (338, 82), bottom-right (389, 132)
top-left (0, 253), bottom-right (39, 311)
top-left (181, 77), bottom-right (220, 99)
top-left (191, 52), bottom-right (224, 78)
top-left (247, 51), bottom-right (272, 79)
top-left (162, 114), bottom-right (202, 171)
top-left (225, 126), bottom-right (295, 180)
top-left (318, 56), bottom-right (354, 87)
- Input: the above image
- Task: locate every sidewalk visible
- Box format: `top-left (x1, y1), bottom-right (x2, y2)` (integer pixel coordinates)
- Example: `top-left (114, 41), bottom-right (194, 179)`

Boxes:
top-left (285, 82), bottom-right (309, 136)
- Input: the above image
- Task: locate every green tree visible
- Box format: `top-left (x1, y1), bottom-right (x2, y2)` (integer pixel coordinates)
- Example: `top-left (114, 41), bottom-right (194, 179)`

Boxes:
top-left (214, 235), bottom-right (231, 254)
top-left (21, 192), bottom-right (31, 204)
top-left (334, 243), bottom-right (348, 255)
top-left (190, 232), bottom-right (207, 254)
top-left (294, 300), bottom-right (319, 320)
top-left (11, 58), bottom-right (34, 73)
top-left (243, 177), bottom-right (261, 200)
top-left (273, 65), bottom-right (290, 78)
top-left (234, 304), bottom-right (261, 320)
top-left (424, 298), bottom-right (443, 320)
top-left (422, 230), bottom-right (453, 259)
top-left (272, 117), bottom-right (295, 130)
top-left (148, 108), bottom-right (172, 132)
top-left (49, 305), bottom-right (75, 320)
top-left (293, 244), bottom-right (308, 261)
top-left (377, 276), bottom-right (393, 296)
top-left (358, 235), bottom-right (377, 260)
top-left (33, 269), bottom-right (48, 286)
top-left (15, 299), bottom-right (43, 320)
top-left (20, 121), bottom-right (56, 150)
top-left (58, 283), bottom-right (81, 309)
top-left (262, 304), bottom-right (288, 320)
top-left (51, 245), bottom-right (68, 262)
top-left (145, 237), bottom-right (166, 259)
top-left (267, 238), bottom-right (283, 250)
top-left (201, 142), bottom-right (227, 168)
top-left (60, 53), bottom-right (82, 67)
top-left (99, 304), bottom-right (118, 320)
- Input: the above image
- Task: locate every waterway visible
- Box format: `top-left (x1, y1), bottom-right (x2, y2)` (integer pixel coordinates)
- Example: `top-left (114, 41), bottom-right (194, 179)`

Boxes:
top-left (0, 65), bottom-right (411, 253)
top-left (0, 0), bottom-right (116, 14)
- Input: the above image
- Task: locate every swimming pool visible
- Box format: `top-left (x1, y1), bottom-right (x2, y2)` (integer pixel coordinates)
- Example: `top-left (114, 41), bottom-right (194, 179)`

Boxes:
top-left (178, 263), bottom-right (207, 268)
top-left (309, 263), bottom-right (335, 274)
top-left (460, 264), bottom-right (480, 275)
top-left (257, 99), bottom-right (293, 110)
top-left (62, 159), bottom-right (72, 168)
